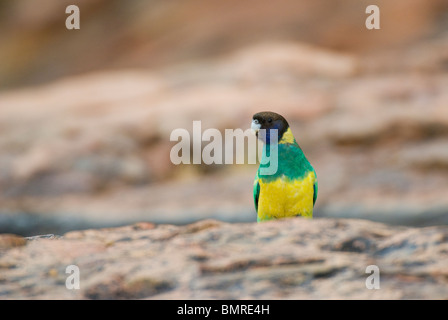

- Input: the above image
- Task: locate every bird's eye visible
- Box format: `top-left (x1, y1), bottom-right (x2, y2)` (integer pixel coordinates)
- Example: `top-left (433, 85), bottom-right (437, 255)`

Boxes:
top-left (268, 118), bottom-right (272, 123)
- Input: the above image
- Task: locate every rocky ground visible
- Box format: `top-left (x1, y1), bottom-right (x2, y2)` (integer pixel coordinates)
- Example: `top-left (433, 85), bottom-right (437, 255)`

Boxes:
top-left (1, 1), bottom-right (448, 235)
top-left (0, 218), bottom-right (447, 299)
top-left (1, 40), bottom-right (448, 234)
top-left (1, 0), bottom-right (447, 301)
top-left (2, 0), bottom-right (447, 89)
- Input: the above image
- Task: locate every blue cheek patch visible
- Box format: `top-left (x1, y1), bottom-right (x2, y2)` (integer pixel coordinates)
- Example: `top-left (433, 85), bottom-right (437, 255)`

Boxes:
top-left (265, 122), bottom-right (281, 144)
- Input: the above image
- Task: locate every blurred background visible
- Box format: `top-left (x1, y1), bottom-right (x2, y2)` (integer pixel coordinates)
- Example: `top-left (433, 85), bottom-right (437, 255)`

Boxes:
top-left (0, 0), bottom-right (447, 235)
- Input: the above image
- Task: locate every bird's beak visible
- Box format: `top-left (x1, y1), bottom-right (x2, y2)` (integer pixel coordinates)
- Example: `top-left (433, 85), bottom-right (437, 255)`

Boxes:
top-left (251, 120), bottom-right (261, 135)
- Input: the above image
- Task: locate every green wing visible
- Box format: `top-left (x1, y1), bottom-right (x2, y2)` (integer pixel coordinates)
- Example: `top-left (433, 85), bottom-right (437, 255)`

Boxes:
top-left (253, 171), bottom-right (260, 214)
top-left (313, 172), bottom-right (318, 206)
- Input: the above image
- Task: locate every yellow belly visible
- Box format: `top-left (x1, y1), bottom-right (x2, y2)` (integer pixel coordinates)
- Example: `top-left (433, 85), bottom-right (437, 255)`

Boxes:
top-left (258, 171), bottom-right (315, 221)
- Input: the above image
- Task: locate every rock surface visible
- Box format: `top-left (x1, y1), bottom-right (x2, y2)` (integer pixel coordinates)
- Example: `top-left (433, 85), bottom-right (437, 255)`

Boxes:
top-left (1, 218), bottom-right (447, 299)
top-left (1, 41), bottom-right (448, 234)
top-left (1, 0), bottom-right (447, 88)
top-left (0, 0), bottom-right (448, 234)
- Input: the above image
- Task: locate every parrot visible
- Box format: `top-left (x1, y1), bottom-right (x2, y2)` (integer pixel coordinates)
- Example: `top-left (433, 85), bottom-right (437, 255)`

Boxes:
top-left (251, 111), bottom-right (318, 222)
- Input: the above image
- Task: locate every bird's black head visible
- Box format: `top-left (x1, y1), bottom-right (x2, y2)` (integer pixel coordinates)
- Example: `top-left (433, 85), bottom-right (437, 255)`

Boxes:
top-left (251, 111), bottom-right (289, 144)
